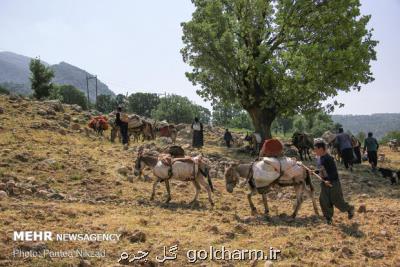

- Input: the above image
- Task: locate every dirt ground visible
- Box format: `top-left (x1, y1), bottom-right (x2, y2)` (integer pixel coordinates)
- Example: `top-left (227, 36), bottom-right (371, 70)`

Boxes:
top-left (0, 95), bottom-right (399, 267)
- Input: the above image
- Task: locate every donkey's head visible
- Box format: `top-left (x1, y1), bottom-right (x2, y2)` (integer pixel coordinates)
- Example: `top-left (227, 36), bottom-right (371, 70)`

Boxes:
top-left (134, 148), bottom-right (145, 176)
top-left (224, 163), bottom-right (240, 193)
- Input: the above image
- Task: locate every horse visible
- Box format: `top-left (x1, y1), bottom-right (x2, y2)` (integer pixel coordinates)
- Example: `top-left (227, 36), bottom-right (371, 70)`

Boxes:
top-left (224, 162), bottom-right (319, 218)
top-left (292, 132), bottom-right (314, 161)
top-left (134, 151), bottom-right (214, 206)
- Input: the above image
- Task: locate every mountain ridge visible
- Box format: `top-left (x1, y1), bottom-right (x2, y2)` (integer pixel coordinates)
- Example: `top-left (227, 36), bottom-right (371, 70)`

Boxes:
top-left (0, 51), bottom-right (114, 101)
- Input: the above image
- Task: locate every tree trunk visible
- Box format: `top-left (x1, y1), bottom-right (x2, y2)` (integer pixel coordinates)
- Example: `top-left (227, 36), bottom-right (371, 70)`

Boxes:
top-left (247, 107), bottom-right (276, 141)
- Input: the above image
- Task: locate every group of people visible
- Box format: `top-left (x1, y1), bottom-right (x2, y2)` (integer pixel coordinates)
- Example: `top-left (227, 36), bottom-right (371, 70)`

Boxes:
top-left (335, 128), bottom-right (379, 172)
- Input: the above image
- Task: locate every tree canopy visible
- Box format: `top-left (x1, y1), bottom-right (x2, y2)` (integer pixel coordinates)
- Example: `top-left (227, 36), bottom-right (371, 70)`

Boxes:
top-left (181, 0), bottom-right (377, 139)
top-left (127, 92), bottom-right (160, 117)
top-left (151, 94), bottom-right (210, 124)
top-left (29, 58), bottom-right (54, 99)
top-left (50, 84), bottom-right (88, 110)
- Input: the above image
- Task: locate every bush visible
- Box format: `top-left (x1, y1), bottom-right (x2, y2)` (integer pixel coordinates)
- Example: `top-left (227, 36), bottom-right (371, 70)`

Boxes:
top-left (0, 85), bottom-right (10, 95)
top-left (380, 131), bottom-right (400, 144)
top-left (50, 84), bottom-right (88, 110)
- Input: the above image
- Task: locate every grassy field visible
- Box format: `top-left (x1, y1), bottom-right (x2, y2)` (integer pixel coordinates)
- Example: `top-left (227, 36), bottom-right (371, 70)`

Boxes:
top-left (0, 95), bottom-right (399, 267)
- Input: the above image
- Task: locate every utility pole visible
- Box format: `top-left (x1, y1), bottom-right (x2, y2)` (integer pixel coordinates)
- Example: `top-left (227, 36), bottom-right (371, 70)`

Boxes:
top-left (86, 74), bottom-right (98, 106)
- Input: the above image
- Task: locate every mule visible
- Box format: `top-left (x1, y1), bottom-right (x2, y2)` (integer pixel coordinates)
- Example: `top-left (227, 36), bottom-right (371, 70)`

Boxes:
top-left (224, 162), bottom-right (319, 218)
top-left (292, 132), bottom-right (313, 161)
top-left (134, 152), bottom-right (214, 206)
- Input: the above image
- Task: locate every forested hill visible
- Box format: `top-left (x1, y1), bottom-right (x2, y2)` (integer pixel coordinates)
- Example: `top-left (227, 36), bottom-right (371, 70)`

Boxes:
top-left (332, 114), bottom-right (400, 140)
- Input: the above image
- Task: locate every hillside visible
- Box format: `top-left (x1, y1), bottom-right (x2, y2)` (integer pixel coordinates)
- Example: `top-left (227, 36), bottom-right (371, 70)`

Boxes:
top-left (0, 51), bottom-right (114, 101)
top-left (332, 114), bottom-right (400, 140)
top-left (0, 95), bottom-right (399, 266)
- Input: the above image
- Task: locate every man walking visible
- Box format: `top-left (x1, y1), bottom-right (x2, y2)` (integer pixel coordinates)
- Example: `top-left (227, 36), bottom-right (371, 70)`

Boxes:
top-left (363, 132), bottom-right (379, 171)
top-left (335, 128), bottom-right (354, 171)
top-left (314, 140), bottom-right (354, 225)
top-left (224, 129), bottom-right (233, 148)
top-left (115, 106), bottom-right (129, 149)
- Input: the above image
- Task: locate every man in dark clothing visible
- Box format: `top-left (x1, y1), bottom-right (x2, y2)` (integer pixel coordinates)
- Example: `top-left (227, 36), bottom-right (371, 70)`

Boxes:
top-left (224, 129), bottom-right (233, 148)
top-left (115, 107), bottom-right (129, 148)
top-left (352, 135), bottom-right (362, 164)
top-left (335, 128), bottom-right (354, 171)
top-left (314, 141), bottom-right (354, 225)
top-left (191, 117), bottom-right (204, 148)
top-left (363, 132), bottom-right (379, 171)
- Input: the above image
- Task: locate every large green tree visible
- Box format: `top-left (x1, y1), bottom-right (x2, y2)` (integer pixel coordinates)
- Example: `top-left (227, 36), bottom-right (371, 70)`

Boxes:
top-left (29, 58), bottom-right (54, 99)
top-left (181, 0), bottom-right (377, 139)
top-left (152, 94), bottom-right (210, 124)
top-left (50, 84), bottom-right (88, 109)
top-left (127, 92), bottom-right (160, 117)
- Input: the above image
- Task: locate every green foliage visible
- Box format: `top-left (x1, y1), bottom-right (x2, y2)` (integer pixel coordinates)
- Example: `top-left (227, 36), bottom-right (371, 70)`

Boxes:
top-left (50, 85), bottom-right (88, 110)
top-left (151, 94), bottom-right (210, 124)
top-left (381, 131), bottom-right (400, 144)
top-left (212, 102), bottom-right (253, 130)
top-left (356, 132), bottom-right (366, 144)
top-left (115, 94), bottom-right (127, 108)
top-left (96, 94), bottom-right (116, 113)
top-left (0, 85), bottom-right (10, 95)
top-left (292, 110), bottom-right (336, 137)
top-left (29, 58), bottom-right (54, 99)
top-left (127, 92), bottom-right (160, 117)
top-left (181, 0), bottom-right (377, 138)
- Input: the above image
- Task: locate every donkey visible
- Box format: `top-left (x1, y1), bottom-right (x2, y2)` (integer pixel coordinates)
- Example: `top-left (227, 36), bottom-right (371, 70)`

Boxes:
top-left (224, 162), bottom-right (319, 218)
top-left (134, 151), bottom-right (214, 206)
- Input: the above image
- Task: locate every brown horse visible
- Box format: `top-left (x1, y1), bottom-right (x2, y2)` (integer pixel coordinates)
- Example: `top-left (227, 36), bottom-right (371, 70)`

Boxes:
top-left (224, 162), bottom-right (319, 218)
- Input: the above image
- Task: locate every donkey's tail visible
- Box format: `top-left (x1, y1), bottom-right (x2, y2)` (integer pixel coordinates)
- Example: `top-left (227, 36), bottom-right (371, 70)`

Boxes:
top-left (207, 172), bottom-right (214, 193)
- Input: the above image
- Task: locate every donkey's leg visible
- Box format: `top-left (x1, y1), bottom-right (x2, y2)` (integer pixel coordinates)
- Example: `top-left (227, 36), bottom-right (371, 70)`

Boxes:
top-left (247, 189), bottom-right (258, 216)
top-left (291, 184), bottom-right (305, 218)
top-left (197, 176), bottom-right (214, 207)
top-left (261, 193), bottom-right (269, 215)
top-left (190, 180), bottom-right (201, 204)
top-left (305, 187), bottom-right (320, 216)
top-left (164, 179), bottom-right (171, 203)
top-left (150, 177), bottom-right (161, 201)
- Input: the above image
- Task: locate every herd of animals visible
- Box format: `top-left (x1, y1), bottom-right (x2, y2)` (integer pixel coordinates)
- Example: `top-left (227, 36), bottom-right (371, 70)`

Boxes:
top-left (86, 113), bottom-right (399, 218)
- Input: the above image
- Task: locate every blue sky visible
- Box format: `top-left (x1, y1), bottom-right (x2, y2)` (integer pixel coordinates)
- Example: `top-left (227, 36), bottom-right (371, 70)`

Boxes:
top-left (0, 0), bottom-right (399, 115)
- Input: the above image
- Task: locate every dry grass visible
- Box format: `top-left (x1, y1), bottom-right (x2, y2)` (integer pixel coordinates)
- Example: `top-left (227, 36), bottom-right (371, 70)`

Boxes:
top-left (0, 95), bottom-right (399, 267)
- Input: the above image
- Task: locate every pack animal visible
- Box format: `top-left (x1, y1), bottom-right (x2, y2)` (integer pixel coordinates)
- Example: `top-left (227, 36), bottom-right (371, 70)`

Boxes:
top-left (292, 132), bottom-right (314, 161)
top-left (224, 159), bottom-right (319, 218)
top-left (134, 151), bottom-right (214, 206)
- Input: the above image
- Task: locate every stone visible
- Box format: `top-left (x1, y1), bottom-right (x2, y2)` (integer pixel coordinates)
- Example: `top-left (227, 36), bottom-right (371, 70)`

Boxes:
top-left (71, 104), bottom-right (82, 112)
top-left (63, 114), bottom-right (71, 121)
top-left (0, 190), bottom-right (8, 200)
top-left (48, 192), bottom-right (65, 200)
top-left (78, 259), bottom-right (92, 267)
top-left (44, 100), bottom-right (64, 112)
top-left (59, 129), bottom-right (67, 135)
top-left (14, 153), bottom-right (29, 162)
top-left (128, 231), bottom-right (146, 243)
top-left (71, 123), bottom-right (81, 130)
top-left (117, 166), bottom-right (129, 176)
top-left (358, 204), bottom-right (367, 213)
top-left (37, 109), bottom-right (47, 116)
top-left (364, 250), bottom-right (384, 259)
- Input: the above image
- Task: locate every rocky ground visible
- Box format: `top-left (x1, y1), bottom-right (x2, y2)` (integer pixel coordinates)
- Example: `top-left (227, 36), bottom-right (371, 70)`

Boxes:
top-left (0, 95), bottom-right (399, 267)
